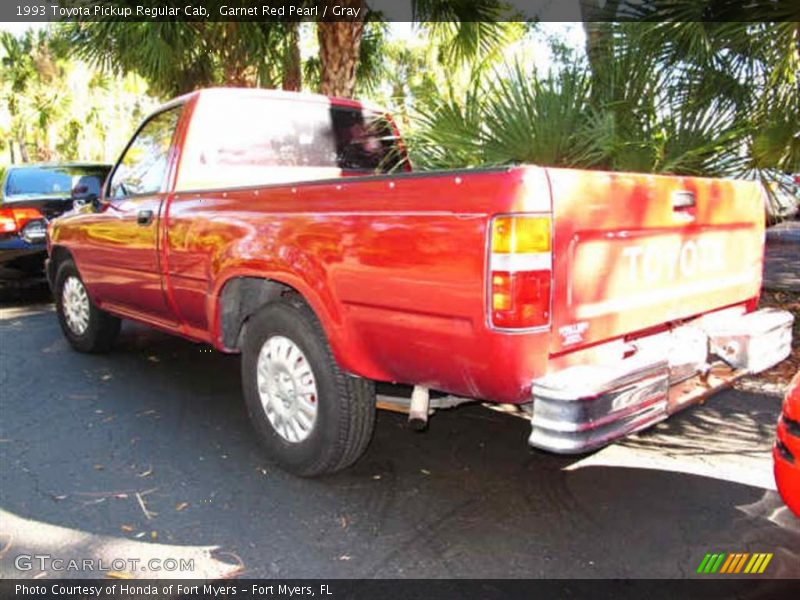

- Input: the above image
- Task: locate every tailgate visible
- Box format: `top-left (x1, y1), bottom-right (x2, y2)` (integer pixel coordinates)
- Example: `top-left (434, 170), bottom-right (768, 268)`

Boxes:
top-left (546, 168), bottom-right (764, 354)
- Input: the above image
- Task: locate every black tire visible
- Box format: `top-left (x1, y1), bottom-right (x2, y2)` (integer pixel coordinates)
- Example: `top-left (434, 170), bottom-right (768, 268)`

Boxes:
top-left (54, 259), bottom-right (120, 353)
top-left (241, 297), bottom-right (375, 477)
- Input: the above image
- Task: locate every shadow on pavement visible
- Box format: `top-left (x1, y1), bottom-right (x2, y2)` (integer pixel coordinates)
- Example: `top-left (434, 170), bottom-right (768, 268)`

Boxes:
top-left (0, 279), bottom-right (51, 309)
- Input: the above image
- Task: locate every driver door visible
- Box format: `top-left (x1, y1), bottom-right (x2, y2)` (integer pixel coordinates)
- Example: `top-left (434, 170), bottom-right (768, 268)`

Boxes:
top-left (83, 106), bottom-right (182, 325)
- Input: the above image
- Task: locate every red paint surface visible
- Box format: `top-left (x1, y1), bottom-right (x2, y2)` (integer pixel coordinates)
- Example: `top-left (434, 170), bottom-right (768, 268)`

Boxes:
top-left (49, 89), bottom-right (766, 403)
top-left (775, 371), bottom-right (800, 517)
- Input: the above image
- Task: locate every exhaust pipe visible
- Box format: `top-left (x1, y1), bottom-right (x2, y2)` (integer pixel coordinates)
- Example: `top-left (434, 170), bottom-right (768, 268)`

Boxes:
top-left (408, 385), bottom-right (430, 431)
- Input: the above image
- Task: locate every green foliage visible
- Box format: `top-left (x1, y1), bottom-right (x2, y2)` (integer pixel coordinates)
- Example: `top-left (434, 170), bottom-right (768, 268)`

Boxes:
top-left (482, 66), bottom-right (591, 166)
top-left (354, 21), bottom-right (390, 96)
top-left (407, 20), bottom-right (798, 193)
top-left (422, 21), bottom-right (526, 70)
top-left (4, 10), bottom-right (796, 205)
top-left (1, 30), bottom-right (61, 162)
top-left (413, 0), bottom-right (526, 68)
top-left (0, 28), bottom-right (158, 165)
top-left (631, 20), bottom-right (799, 176)
top-left (405, 79), bottom-right (486, 169)
top-left (360, 20), bottom-right (526, 135)
top-left (60, 19), bottom-right (289, 97)
top-left (409, 65), bottom-right (592, 169)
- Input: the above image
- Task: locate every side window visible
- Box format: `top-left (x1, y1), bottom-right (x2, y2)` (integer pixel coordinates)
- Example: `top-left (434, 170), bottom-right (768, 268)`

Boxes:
top-left (109, 107), bottom-right (181, 198)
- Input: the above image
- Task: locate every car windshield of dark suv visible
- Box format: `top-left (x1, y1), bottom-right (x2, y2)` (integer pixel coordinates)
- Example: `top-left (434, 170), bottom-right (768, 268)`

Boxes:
top-left (4, 166), bottom-right (109, 200)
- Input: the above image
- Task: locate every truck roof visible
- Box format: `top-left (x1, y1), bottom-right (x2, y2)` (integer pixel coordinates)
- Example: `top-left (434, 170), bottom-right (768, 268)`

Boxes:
top-left (157, 87), bottom-right (387, 117)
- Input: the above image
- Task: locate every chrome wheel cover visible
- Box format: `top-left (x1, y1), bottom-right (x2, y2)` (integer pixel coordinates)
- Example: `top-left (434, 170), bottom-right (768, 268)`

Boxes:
top-left (62, 275), bottom-right (90, 336)
top-left (256, 335), bottom-right (318, 443)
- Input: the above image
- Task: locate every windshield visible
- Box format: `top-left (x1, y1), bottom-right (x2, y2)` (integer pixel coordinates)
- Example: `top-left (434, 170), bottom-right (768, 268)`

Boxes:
top-left (3, 166), bottom-right (110, 200)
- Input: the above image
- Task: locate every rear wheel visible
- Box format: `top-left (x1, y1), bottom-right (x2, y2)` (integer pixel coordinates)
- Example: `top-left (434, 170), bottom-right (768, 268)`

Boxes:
top-left (55, 260), bottom-right (120, 353)
top-left (241, 297), bottom-right (375, 477)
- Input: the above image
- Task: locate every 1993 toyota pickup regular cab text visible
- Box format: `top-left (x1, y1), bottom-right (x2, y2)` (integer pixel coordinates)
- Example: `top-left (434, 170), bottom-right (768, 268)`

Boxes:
top-left (47, 88), bottom-right (794, 476)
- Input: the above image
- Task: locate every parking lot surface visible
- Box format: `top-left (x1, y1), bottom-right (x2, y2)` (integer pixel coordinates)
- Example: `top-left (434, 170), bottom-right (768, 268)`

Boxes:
top-left (1, 285), bottom-right (798, 579)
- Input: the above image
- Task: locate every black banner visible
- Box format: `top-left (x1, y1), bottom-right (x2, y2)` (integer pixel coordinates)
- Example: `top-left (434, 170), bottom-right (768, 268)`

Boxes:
top-left (2, 579), bottom-right (799, 600)
top-left (2, 0), bottom-right (799, 23)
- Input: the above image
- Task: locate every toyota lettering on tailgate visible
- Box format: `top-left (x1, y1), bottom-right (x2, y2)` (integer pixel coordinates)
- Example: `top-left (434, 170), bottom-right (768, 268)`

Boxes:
top-left (570, 229), bottom-right (761, 321)
top-left (622, 237), bottom-right (725, 284)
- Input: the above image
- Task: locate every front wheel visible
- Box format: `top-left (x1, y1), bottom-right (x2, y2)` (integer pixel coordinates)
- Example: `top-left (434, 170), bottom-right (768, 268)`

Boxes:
top-left (241, 298), bottom-right (375, 477)
top-left (55, 260), bottom-right (120, 353)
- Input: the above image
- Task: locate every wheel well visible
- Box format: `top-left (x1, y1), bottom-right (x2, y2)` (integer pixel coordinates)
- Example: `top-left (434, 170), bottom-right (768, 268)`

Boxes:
top-left (48, 246), bottom-right (73, 285)
top-left (219, 277), bottom-right (300, 350)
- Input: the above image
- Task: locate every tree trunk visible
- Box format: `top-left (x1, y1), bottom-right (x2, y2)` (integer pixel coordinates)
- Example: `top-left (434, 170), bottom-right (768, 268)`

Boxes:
top-left (583, 22), bottom-right (610, 79)
top-left (317, 1), bottom-right (365, 97)
top-left (16, 135), bottom-right (29, 162)
top-left (220, 22), bottom-right (258, 88)
top-left (580, 0), bottom-right (621, 85)
top-left (282, 22), bottom-right (302, 91)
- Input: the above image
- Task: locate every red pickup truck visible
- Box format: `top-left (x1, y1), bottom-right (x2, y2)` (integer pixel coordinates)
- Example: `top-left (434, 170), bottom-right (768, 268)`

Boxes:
top-left (47, 88), bottom-right (794, 476)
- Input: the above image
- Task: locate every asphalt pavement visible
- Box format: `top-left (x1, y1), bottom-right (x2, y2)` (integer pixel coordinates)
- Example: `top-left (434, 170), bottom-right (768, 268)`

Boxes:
top-left (1, 283), bottom-right (798, 580)
top-left (763, 221), bottom-right (800, 292)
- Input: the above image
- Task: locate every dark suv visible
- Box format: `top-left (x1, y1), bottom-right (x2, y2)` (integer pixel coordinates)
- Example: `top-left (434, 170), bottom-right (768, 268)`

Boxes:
top-left (1, 163), bottom-right (111, 280)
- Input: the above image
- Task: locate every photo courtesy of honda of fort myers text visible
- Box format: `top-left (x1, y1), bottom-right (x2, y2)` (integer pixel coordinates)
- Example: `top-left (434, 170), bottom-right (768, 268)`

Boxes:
top-left (13, 583), bottom-right (335, 598)
top-left (0, 0), bottom-right (799, 598)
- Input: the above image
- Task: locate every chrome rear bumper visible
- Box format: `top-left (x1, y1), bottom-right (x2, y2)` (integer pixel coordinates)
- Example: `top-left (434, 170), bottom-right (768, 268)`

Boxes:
top-left (529, 308), bottom-right (794, 454)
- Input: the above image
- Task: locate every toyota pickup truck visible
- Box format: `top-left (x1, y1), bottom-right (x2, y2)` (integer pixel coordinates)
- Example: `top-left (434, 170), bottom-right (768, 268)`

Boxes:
top-left (47, 88), bottom-right (794, 476)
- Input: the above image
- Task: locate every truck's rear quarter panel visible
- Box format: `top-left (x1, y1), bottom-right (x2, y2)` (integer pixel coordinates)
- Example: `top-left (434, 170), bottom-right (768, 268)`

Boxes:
top-left (166, 167), bottom-right (552, 403)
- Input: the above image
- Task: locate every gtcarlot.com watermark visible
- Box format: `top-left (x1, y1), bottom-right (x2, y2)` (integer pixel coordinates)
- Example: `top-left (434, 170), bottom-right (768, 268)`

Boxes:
top-left (14, 554), bottom-right (194, 573)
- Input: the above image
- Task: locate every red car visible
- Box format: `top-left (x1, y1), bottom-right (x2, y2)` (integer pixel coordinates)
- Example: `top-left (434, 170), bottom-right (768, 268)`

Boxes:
top-left (775, 370), bottom-right (800, 516)
top-left (46, 89), bottom-right (795, 476)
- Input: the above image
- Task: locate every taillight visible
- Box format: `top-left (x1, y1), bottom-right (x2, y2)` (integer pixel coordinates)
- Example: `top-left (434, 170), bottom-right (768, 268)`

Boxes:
top-left (0, 207), bottom-right (44, 234)
top-left (489, 214), bottom-right (552, 329)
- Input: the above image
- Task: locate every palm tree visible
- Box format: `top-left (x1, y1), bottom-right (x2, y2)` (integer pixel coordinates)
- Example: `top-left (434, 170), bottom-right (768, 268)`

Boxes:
top-left (1, 30), bottom-right (68, 162)
top-left (648, 20), bottom-right (798, 176)
top-left (62, 18), bottom-right (290, 97)
top-left (281, 22), bottom-right (302, 91)
top-left (576, 0), bottom-right (799, 193)
top-left (317, 17), bottom-right (365, 97)
top-left (408, 15), bottom-right (797, 200)
top-left (58, 0), bottom-right (522, 100)
top-left (315, 0), bottom-right (521, 97)
top-left (1, 31), bottom-right (37, 161)
top-left (1, 27), bottom-right (164, 164)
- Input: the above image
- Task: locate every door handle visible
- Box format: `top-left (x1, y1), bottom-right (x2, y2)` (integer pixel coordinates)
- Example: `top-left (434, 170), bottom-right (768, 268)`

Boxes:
top-left (137, 209), bottom-right (154, 226)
